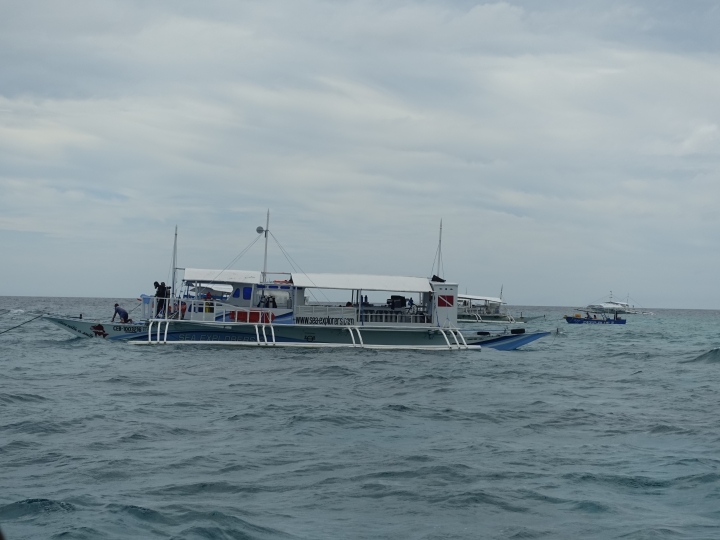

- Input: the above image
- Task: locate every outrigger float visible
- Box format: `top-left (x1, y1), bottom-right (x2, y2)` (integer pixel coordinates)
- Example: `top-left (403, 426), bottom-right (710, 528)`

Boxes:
top-left (45, 216), bottom-right (550, 350)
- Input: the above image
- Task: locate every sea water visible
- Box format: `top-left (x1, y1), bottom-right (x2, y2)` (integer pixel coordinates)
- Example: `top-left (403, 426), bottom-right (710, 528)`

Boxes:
top-left (1, 296), bottom-right (720, 539)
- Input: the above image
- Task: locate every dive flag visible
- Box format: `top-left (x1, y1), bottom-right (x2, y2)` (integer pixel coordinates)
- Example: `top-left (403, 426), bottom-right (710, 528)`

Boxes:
top-left (438, 295), bottom-right (454, 307)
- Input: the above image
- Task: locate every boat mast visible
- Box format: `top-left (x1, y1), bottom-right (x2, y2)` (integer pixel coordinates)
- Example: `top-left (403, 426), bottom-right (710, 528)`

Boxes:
top-left (171, 225), bottom-right (178, 298)
top-left (262, 209), bottom-right (270, 283)
top-left (434, 219), bottom-right (443, 278)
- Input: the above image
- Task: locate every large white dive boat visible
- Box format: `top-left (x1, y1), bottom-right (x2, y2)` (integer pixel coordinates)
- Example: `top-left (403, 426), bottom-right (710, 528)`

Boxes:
top-left (45, 270), bottom-right (548, 350)
top-left (45, 216), bottom-right (550, 350)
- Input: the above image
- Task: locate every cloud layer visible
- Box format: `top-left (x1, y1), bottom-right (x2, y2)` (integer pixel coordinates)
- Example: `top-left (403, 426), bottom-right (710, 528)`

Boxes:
top-left (2, 1), bottom-right (719, 307)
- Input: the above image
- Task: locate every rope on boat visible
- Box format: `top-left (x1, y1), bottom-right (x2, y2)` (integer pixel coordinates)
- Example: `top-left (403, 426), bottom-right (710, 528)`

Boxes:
top-left (0, 313), bottom-right (45, 335)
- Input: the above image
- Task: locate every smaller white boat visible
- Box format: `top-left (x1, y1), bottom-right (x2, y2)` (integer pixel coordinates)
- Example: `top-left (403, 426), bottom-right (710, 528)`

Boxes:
top-left (457, 294), bottom-right (512, 323)
top-left (456, 294), bottom-right (544, 324)
top-left (583, 292), bottom-right (653, 315)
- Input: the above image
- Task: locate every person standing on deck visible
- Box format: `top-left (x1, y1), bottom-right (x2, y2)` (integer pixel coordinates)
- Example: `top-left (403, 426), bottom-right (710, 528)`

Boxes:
top-left (155, 281), bottom-right (167, 316)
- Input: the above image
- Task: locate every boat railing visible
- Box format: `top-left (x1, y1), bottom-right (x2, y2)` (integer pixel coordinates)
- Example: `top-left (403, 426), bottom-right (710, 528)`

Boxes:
top-left (358, 311), bottom-right (430, 325)
top-left (145, 298), bottom-right (276, 324)
top-left (295, 305), bottom-right (357, 320)
top-left (141, 297), bottom-right (184, 321)
top-left (459, 306), bottom-right (504, 316)
top-left (144, 299), bottom-right (431, 326)
top-left (296, 305), bottom-right (430, 325)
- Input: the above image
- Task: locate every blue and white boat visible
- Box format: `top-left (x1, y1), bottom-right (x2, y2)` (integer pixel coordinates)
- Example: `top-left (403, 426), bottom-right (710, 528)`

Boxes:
top-left (45, 216), bottom-right (550, 350)
top-left (46, 270), bottom-right (550, 349)
top-left (564, 312), bottom-right (626, 325)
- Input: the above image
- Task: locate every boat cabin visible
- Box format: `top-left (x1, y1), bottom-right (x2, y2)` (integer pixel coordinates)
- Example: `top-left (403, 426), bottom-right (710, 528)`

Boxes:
top-left (164, 269), bottom-right (459, 327)
top-left (458, 294), bottom-right (505, 315)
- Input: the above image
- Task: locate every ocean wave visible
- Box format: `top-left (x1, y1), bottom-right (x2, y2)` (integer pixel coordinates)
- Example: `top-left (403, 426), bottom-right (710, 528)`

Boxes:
top-left (104, 375), bottom-right (154, 386)
top-left (571, 500), bottom-right (613, 513)
top-left (562, 472), bottom-right (671, 490)
top-left (0, 419), bottom-right (81, 435)
top-left (285, 413), bottom-right (376, 428)
top-left (672, 472), bottom-right (720, 487)
top-left (290, 365), bottom-right (359, 378)
top-left (176, 506), bottom-right (298, 537)
top-left (617, 527), bottom-right (684, 539)
top-left (0, 498), bottom-right (75, 519)
top-left (106, 503), bottom-right (176, 525)
top-left (50, 526), bottom-right (106, 539)
top-left (0, 392), bottom-right (48, 404)
top-left (682, 348), bottom-right (720, 363)
top-left (648, 423), bottom-right (693, 435)
top-left (171, 523), bottom-right (294, 540)
top-left (506, 527), bottom-right (553, 539)
top-left (430, 489), bottom-right (530, 512)
top-left (146, 481), bottom-right (258, 496)
top-left (0, 440), bottom-right (42, 453)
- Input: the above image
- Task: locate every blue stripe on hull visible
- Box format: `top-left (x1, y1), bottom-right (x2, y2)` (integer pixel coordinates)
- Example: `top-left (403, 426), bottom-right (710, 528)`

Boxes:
top-left (476, 332), bottom-right (551, 350)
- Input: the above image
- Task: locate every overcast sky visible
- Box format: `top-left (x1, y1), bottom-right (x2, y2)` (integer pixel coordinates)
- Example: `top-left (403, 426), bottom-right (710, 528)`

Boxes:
top-left (2, 0), bottom-right (719, 308)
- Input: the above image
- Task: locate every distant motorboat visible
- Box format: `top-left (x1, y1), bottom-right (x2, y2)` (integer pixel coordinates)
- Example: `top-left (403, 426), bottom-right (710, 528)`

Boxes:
top-left (564, 312), bottom-right (626, 325)
top-left (582, 292), bottom-right (653, 315)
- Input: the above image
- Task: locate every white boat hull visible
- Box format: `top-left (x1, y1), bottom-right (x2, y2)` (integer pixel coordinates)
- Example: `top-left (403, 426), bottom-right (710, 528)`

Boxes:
top-left (44, 316), bottom-right (549, 351)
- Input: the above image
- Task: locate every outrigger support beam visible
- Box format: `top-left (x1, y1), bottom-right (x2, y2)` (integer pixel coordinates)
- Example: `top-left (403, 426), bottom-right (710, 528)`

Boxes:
top-left (345, 326), bottom-right (365, 348)
top-left (346, 326), bottom-right (357, 346)
top-left (438, 328), bottom-right (452, 349)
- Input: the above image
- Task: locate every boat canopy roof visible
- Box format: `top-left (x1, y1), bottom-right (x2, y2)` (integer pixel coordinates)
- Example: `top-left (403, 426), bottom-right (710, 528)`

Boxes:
top-left (587, 301), bottom-right (630, 309)
top-left (183, 268), bottom-right (262, 284)
top-left (458, 294), bottom-right (505, 304)
top-left (290, 273), bottom-right (435, 292)
top-left (191, 283), bottom-right (234, 293)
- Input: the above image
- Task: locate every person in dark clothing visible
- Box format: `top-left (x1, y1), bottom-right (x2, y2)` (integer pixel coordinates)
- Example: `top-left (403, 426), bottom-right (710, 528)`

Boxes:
top-left (155, 281), bottom-right (167, 316)
top-left (112, 303), bottom-right (132, 323)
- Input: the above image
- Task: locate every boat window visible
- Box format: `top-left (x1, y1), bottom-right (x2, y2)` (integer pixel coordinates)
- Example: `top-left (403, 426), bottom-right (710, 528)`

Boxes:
top-left (232, 288), bottom-right (241, 298)
top-left (243, 287), bottom-right (252, 300)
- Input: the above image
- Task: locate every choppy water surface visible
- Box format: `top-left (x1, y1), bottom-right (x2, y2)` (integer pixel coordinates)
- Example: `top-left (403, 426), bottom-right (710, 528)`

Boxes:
top-left (2, 297), bottom-right (720, 539)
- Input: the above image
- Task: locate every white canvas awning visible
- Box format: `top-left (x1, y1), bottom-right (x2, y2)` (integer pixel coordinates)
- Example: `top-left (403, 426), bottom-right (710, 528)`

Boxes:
top-left (458, 294), bottom-right (504, 304)
top-left (291, 273), bottom-right (433, 292)
top-left (183, 268), bottom-right (261, 284)
top-left (190, 283), bottom-right (234, 293)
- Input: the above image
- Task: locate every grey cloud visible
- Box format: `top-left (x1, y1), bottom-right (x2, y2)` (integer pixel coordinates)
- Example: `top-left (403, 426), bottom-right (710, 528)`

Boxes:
top-left (1, 1), bottom-right (719, 307)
